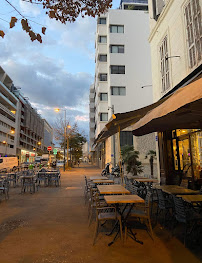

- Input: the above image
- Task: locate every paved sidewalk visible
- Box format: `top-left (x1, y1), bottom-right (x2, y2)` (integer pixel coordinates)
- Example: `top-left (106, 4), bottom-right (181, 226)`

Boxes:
top-left (0, 164), bottom-right (201, 263)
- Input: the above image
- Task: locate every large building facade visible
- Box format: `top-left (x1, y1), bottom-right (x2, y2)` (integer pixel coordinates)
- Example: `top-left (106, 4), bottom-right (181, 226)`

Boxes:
top-left (90, 0), bottom-right (157, 172)
top-left (147, 0), bottom-right (202, 186)
top-left (0, 66), bottom-right (53, 163)
top-left (0, 67), bottom-right (18, 157)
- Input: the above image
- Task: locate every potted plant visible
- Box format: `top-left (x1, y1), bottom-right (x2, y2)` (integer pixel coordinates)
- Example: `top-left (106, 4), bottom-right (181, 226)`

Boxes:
top-left (121, 145), bottom-right (143, 175)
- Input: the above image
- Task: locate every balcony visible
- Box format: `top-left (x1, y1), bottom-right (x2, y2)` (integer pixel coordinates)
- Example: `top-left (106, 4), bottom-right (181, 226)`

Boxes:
top-left (89, 93), bottom-right (95, 102)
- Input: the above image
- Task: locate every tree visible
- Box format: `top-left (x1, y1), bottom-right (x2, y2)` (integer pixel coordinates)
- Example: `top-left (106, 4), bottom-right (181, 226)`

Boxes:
top-left (121, 145), bottom-right (143, 175)
top-left (0, 0), bottom-right (112, 42)
top-left (145, 150), bottom-right (156, 178)
top-left (54, 117), bottom-right (86, 166)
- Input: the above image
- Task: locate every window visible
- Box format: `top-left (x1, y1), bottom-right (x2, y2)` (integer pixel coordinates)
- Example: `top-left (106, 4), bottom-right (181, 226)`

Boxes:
top-left (184, 0), bottom-right (202, 68)
top-left (98, 36), bottom-right (107, 43)
top-left (120, 131), bottom-right (133, 147)
top-left (111, 86), bottom-right (126, 96)
top-left (110, 25), bottom-right (124, 33)
top-left (99, 54), bottom-right (107, 62)
top-left (110, 65), bottom-right (125, 74)
top-left (100, 93), bottom-right (108, 101)
top-left (110, 45), bottom-right (124, 53)
top-left (99, 73), bottom-right (107, 81)
top-left (100, 113), bottom-right (108, 121)
top-left (160, 36), bottom-right (170, 92)
top-left (98, 17), bottom-right (106, 24)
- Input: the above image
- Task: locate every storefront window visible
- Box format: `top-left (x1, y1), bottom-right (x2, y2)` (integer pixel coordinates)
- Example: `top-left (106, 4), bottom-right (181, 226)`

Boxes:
top-left (172, 129), bottom-right (202, 180)
top-left (190, 131), bottom-right (202, 179)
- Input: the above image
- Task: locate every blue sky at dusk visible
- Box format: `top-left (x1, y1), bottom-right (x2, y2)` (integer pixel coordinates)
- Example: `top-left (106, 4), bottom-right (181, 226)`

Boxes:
top-left (0, 0), bottom-right (121, 140)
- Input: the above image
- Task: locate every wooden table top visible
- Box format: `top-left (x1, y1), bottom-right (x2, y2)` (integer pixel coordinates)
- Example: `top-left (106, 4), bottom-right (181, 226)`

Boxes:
top-left (97, 185), bottom-right (130, 195)
top-left (135, 179), bottom-right (158, 183)
top-left (155, 185), bottom-right (199, 195)
top-left (104, 194), bottom-right (145, 204)
top-left (177, 194), bottom-right (202, 203)
top-left (93, 179), bottom-right (114, 184)
top-left (90, 176), bottom-right (108, 180)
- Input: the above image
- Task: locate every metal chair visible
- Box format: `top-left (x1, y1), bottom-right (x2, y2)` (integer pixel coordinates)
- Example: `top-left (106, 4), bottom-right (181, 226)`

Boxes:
top-left (124, 191), bottom-right (154, 241)
top-left (48, 172), bottom-right (60, 187)
top-left (93, 192), bottom-right (123, 245)
top-left (37, 172), bottom-right (48, 187)
top-left (172, 195), bottom-right (202, 246)
top-left (0, 179), bottom-right (9, 200)
top-left (21, 176), bottom-right (37, 194)
top-left (7, 173), bottom-right (17, 187)
top-left (156, 189), bottom-right (173, 225)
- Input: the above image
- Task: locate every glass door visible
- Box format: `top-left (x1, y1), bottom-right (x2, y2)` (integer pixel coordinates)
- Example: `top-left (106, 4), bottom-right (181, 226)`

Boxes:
top-left (178, 138), bottom-right (192, 178)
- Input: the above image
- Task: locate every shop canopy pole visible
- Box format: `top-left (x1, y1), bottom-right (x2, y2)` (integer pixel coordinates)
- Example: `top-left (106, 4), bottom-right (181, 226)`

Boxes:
top-left (118, 126), bottom-right (124, 185)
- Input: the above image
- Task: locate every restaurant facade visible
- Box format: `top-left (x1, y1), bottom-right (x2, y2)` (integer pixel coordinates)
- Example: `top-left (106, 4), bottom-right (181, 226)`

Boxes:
top-left (134, 0), bottom-right (202, 188)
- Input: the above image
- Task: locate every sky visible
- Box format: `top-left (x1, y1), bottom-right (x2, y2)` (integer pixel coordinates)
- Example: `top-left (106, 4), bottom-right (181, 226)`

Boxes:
top-left (0, 0), bottom-right (121, 141)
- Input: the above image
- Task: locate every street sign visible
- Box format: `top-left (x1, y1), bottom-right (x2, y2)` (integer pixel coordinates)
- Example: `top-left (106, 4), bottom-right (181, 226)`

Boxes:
top-left (53, 149), bottom-right (57, 154)
top-left (47, 146), bottom-right (52, 151)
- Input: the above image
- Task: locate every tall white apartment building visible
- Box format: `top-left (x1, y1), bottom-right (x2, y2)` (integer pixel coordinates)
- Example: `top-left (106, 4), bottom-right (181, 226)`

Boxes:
top-left (90, 0), bottom-right (156, 169)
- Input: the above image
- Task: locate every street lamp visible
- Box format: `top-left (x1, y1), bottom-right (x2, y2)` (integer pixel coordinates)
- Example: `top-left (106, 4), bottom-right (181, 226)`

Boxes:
top-left (55, 108), bottom-right (71, 171)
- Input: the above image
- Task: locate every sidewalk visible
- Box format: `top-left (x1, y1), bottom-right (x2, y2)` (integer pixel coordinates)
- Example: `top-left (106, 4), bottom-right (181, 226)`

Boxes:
top-left (0, 163), bottom-right (201, 263)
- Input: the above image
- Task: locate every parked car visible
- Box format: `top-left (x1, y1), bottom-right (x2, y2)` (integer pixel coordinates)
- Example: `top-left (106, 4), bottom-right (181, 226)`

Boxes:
top-left (56, 160), bottom-right (65, 167)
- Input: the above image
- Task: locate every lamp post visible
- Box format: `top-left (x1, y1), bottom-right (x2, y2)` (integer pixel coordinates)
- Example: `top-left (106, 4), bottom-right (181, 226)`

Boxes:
top-left (55, 108), bottom-right (71, 171)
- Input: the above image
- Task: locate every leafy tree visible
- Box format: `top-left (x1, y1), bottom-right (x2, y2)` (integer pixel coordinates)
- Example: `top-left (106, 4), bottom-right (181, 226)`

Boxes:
top-left (0, 0), bottom-right (112, 42)
top-left (121, 145), bottom-right (143, 175)
top-left (54, 117), bottom-right (86, 165)
top-left (145, 150), bottom-right (156, 178)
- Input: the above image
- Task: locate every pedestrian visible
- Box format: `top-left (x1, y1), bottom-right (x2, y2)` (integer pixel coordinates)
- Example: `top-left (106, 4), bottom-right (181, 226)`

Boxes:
top-left (78, 160), bottom-right (80, 167)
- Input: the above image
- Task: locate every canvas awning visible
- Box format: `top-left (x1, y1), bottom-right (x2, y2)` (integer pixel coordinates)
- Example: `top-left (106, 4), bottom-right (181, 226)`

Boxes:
top-left (132, 78), bottom-right (202, 136)
top-left (94, 95), bottom-right (169, 145)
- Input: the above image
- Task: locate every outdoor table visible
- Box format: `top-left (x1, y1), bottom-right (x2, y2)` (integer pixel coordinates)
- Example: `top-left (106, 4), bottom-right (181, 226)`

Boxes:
top-left (93, 179), bottom-right (114, 184)
top-left (177, 194), bottom-right (202, 204)
top-left (97, 185), bottom-right (130, 195)
top-left (104, 194), bottom-right (145, 246)
top-left (90, 176), bottom-right (108, 180)
top-left (155, 185), bottom-right (199, 195)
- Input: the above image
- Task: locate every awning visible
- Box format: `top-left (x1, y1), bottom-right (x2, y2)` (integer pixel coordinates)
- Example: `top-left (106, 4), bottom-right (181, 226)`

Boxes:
top-left (94, 95), bottom-right (169, 145)
top-left (132, 78), bottom-right (202, 136)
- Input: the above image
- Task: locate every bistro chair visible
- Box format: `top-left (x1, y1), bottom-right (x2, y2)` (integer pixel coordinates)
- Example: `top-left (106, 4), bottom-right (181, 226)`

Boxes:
top-left (172, 195), bottom-right (202, 246)
top-left (48, 172), bottom-right (61, 187)
top-left (124, 191), bottom-right (154, 242)
top-left (0, 179), bottom-right (9, 200)
top-left (156, 189), bottom-right (173, 225)
top-left (37, 172), bottom-right (48, 187)
top-left (7, 173), bottom-right (17, 188)
top-left (21, 174), bottom-right (38, 194)
top-left (93, 192), bottom-right (122, 245)
top-left (84, 176), bottom-right (91, 204)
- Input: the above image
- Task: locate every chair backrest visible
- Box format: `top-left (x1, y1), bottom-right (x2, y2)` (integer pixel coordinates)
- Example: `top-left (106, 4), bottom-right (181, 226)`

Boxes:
top-left (156, 189), bottom-right (166, 209)
top-left (131, 185), bottom-right (138, 195)
top-left (172, 195), bottom-right (187, 223)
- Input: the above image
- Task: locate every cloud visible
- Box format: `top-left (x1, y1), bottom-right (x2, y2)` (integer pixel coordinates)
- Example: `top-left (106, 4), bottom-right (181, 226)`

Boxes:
top-left (47, 16), bottom-right (96, 58)
top-left (75, 115), bottom-right (89, 122)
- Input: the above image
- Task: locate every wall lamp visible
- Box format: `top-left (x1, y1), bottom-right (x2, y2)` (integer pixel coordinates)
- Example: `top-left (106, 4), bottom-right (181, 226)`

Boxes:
top-left (165, 56), bottom-right (180, 60)
top-left (141, 85), bottom-right (152, 89)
